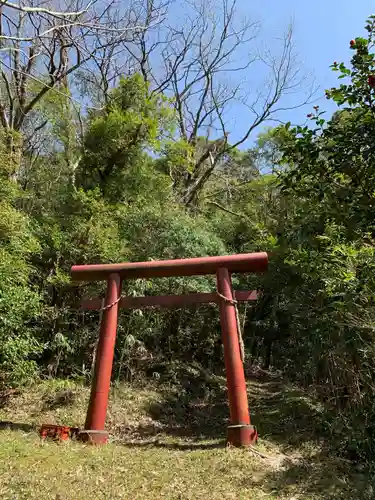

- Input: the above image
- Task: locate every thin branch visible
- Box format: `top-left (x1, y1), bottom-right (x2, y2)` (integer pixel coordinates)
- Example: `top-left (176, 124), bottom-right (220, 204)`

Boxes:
top-left (0, 0), bottom-right (94, 19)
top-left (206, 200), bottom-right (246, 218)
top-left (204, 179), bottom-right (255, 199)
top-left (0, 58), bottom-right (103, 116)
top-left (0, 20), bottom-right (161, 42)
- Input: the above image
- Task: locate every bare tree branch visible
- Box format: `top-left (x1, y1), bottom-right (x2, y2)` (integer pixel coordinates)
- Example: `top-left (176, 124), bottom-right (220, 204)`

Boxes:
top-left (0, 0), bottom-right (172, 136)
top-left (0, 0), bottom-right (94, 19)
top-left (206, 200), bottom-right (246, 218)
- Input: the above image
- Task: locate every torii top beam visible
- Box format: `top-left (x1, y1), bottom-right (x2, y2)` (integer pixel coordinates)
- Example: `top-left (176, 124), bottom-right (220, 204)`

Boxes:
top-left (71, 252), bottom-right (268, 282)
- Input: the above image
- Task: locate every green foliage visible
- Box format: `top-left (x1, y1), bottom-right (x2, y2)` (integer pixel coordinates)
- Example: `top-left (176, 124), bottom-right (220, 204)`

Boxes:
top-left (258, 18), bottom-right (375, 461)
top-left (0, 197), bottom-right (42, 385)
top-left (156, 139), bottom-right (196, 192)
top-left (79, 74), bottom-right (174, 202)
top-left (120, 203), bottom-right (226, 262)
top-left (0, 128), bottom-right (23, 179)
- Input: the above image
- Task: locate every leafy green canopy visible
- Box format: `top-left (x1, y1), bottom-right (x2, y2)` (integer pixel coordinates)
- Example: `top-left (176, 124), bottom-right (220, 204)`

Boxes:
top-left (260, 17), bottom-right (375, 460)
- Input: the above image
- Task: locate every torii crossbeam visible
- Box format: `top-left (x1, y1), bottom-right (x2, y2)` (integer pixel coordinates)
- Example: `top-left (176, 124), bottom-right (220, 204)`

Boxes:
top-left (71, 252), bottom-right (268, 446)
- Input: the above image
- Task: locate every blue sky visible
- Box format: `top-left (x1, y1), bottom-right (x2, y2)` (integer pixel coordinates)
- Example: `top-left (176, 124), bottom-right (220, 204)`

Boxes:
top-left (230, 0), bottom-right (375, 145)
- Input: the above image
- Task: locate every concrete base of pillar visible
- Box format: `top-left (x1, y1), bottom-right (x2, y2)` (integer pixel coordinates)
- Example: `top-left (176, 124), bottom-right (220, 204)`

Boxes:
top-left (226, 424), bottom-right (258, 447)
top-left (78, 429), bottom-right (109, 445)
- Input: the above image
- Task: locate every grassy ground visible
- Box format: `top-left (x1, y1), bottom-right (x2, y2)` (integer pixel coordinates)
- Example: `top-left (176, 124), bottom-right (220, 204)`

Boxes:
top-left (0, 369), bottom-right (373, 499)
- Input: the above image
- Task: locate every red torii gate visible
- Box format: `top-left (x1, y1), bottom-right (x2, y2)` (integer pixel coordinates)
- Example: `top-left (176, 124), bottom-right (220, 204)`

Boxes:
top-left (71, 251), bottom-right (268, 446)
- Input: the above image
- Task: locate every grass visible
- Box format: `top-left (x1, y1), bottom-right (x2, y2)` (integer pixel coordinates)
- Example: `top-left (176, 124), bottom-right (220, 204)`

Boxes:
top-left (0, 370), bottom-right (373, 499)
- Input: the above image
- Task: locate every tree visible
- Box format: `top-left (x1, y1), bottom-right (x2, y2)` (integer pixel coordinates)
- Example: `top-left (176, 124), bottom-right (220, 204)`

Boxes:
top-left (0, 0), bottom-right (168, 180)
top-left (76, 0), bottom-right (315, 205)
top-left (78, 73), bottom-right (174, 201)
top-left (251, 17), bottom-right (375, 459)
top-left (0, 146), bottom-right (41, 385)
top-left (150, 0), bottom-right (314, 205)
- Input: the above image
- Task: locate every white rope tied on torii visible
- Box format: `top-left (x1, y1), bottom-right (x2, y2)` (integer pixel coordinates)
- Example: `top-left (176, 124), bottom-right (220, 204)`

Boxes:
top-left (217, 292), bottom-right (245, 362)
top-left (99, 296), bottom-right (121, 311)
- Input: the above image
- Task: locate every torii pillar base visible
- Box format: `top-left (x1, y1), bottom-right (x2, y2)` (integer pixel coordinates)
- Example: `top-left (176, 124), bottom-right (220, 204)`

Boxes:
top-left (78, 429), bottom-right (109, 445)
top-left (227, 424), bottom-right (258, 447)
